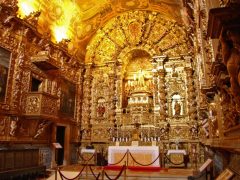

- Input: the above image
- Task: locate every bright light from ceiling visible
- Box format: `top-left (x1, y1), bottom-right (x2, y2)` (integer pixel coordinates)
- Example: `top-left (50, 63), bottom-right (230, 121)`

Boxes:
top-left (17, 0), bottom-right (39, 18)
top-left (50, 0), bottom-right (79, 43)
top-left (53, 26), bottom-right (69, 43)
top-left (18, 0), bottom-right (81, 44)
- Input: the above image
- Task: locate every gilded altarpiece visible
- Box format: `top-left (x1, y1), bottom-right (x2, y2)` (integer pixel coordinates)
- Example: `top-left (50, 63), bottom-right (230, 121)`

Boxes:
top-left (82, 11), bottom-right (202, 166)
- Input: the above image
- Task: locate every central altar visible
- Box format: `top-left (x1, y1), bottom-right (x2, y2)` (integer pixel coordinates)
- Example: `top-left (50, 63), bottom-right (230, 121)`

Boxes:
top-left (108, 146), bottom-right (160, 167)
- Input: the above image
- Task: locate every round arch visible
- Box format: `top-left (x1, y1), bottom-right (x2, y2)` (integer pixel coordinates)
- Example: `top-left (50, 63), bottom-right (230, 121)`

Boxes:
top-left (85, 10), bottom-right (191, 65)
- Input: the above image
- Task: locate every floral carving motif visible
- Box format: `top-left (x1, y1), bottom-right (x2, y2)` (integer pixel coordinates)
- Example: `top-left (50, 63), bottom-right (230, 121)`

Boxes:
top-left (25, 96), bottom-right (41, 114)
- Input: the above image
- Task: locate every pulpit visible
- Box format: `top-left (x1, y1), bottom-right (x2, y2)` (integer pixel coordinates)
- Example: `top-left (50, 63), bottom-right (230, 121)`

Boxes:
top-left (167, 149), bottom-right (186, 167)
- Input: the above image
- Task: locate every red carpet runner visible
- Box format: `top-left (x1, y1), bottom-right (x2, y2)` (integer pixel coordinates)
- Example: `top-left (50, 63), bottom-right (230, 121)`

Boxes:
top-left (104, 165), bottom-right (162, 172)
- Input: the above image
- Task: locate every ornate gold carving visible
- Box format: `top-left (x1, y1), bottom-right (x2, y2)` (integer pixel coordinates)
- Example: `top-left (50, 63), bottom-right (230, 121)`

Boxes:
top-left (9, 116), bottom-right (18, 136)
top-left (25, 92), bottom-right (58, 118)
top-left (25, 95), bottom-right (41, 114)
top-left (0, 116), bottom-right (7, 135)
top-left (158, 69), bottom-right (167, 121)
top-left (86, 11), bottom-right (191, 65)
top-left (220, 29), bottom-right (240, 110)
top-left (34, 120), bottom-right (51, 139)
top-left (82, 65), bottom-right (93, 125)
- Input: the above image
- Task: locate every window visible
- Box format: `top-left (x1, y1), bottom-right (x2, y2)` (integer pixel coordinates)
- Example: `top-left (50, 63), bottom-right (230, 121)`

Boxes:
top-left (31, 77), bottom-right (42, 92)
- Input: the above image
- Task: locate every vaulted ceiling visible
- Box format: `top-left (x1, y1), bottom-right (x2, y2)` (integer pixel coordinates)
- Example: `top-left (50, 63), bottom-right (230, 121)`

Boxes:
top-left (17, 0), bottom-right (192, 62)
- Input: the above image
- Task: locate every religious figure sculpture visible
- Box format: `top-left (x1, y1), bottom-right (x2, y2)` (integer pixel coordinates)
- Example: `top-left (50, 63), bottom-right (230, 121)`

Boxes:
top-left (9, 116), bottom-right (18, 136)
top-left (220, 29), bottom-right (240, 109)
top-left (137, 70), bottom-right (145, 87)
top-left (174, 101), bottom-right (181, 116)
top-left (132, 122), bottom-right (141, 141)
top-left (134, 70), bottom-right (147, 89)
top-left (97, 103), bottom-right (105, 118)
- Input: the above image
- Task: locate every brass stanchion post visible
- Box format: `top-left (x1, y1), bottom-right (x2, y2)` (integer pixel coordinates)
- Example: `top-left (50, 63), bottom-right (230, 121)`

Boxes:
top-left (124, 161), bottom-right (127, 180)
top-left (126, 150), bottom-right (129, 167)
top-left (86, 163), bottom-right (88, 180)
top-left (55, 167), bottom-right (57, 180)
top-left (101, 166), bottom-right (104, 180)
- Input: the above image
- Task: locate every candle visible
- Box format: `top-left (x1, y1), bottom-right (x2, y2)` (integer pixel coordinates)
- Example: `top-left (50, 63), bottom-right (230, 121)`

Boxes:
top-left (117, 125), bottom-right (119, 140)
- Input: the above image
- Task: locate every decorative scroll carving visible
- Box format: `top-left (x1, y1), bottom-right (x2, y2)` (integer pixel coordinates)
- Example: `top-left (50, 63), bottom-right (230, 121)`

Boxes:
top-left (25, 95), bottom-right (41, 114)
top-left (82, 65), bottom-right (93, 125)
top-left (25, 92), bottom-right (58, 118)
top-left (220, 88), bottom-right (239, 130)
top-left (34, 120), bottom-right (51, 139)
top-left (185, 67), bottom-right (198, 121)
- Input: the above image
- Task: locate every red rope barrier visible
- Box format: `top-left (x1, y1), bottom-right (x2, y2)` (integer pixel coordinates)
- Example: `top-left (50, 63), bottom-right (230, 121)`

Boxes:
top-left (108, 150), bottom-right (128, 165)
top-left (104, 165), bottom-right (126, 180)
top-left (128, 151), bottom-right (160, 166)
top-left (58, 165), bottom-right (86, 180)
top-left (89, 165), bottom-right (101, 179)
top-left (77, 150), bottom-right (96, 162)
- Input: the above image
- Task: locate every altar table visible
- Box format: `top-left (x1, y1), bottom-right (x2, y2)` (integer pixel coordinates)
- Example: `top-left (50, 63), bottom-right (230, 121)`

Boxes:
top-left (167, 149), bottom-right (186, 167)
top-left (80, 149), bottom-right (96, 165)
top-left (108, 146), bottom-right (160, 167)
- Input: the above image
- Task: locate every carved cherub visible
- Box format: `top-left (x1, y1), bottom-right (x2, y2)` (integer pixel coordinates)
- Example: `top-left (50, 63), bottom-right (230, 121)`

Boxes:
top-left (9, 116), bottom-right (19, 136)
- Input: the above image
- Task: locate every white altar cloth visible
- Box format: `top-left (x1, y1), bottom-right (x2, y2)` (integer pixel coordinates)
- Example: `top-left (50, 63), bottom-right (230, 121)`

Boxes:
top-left (108, 146), bottom-right (160, 166)
top-left (81, 149), bottom-right (95, 154)
top-left (167, 149), bottom-right (186, 155)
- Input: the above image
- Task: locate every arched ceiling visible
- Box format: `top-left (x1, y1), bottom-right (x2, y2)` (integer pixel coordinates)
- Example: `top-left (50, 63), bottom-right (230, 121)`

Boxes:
top-left (16, 0), bottom-right (191, 61)
top-left (86, 10), bottom-right (192, 65)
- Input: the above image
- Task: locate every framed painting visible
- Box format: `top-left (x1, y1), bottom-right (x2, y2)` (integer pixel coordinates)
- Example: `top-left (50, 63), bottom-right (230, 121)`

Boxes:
top-left (60, 79), bottom-right (76, 117)
top-left (0, 46), bottom-right (11, 103)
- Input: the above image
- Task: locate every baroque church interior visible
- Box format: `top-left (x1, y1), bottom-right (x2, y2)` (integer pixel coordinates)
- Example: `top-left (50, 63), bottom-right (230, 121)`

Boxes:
top-left (0, 0), bottom-right (240, 179)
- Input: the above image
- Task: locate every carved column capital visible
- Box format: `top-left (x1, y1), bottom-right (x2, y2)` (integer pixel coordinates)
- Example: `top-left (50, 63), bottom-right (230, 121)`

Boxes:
top-left (152, 55), bottom-right (167, 70)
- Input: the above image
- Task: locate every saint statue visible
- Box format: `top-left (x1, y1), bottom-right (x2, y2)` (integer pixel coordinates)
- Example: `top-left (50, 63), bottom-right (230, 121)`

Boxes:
top-left (97, 103), bottom-right (105, 117)
top-left (174, 101), bottom-right (181, 116)
top-left (132, 122), bottom-right (141, 141)
top-left (135, 70), bottom-right (146, 88)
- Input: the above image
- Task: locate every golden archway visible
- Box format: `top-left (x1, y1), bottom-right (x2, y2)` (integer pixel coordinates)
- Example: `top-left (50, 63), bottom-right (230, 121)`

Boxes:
top-left (85, 10), bottom-right (192, 65)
